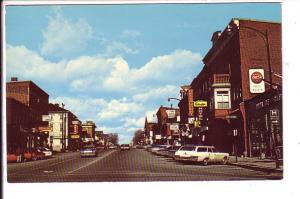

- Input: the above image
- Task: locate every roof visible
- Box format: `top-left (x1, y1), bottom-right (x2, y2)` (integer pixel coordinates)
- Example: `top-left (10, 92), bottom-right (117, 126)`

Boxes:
top-left (48, 103), bottom-right (77, 119)
top-left (6, 80), bottom-right (49, 97)
top-left (233, 18), bottom-right (281, 25)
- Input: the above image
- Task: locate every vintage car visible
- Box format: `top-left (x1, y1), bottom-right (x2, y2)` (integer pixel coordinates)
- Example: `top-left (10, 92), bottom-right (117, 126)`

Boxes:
top-left (36, 147), bottom-right (53, 158)
top-left (23, 150), bottom-right (46, 161)
top-left (120, 144), bottom-right (130, 151)
top-left (174, 145), bottom-right (229, 165)
top-left (80, 144), bottom-right (98, 157)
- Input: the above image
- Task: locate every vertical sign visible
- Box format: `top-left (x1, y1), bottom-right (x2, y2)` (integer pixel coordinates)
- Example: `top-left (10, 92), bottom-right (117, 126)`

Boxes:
top-left (249, 69), bottom-right (265, 93)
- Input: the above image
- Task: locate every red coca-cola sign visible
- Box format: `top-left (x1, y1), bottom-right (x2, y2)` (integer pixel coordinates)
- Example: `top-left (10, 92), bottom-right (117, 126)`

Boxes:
top-left (251, 71), bottom-right (263, 84)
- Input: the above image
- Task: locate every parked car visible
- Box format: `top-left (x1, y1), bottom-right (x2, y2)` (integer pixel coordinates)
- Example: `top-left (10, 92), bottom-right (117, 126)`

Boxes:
top-left (120, 144), bottom-right (130, 151)
top-left (150, 145), bottom-right (168, 154)
top-left (174, 145), bottom-right (229, 165)
top-left (36, 147), bottom-right (52, 158)
top-left (135, 145), bottom-right (144, 149)
top-left (7, 153), bottom-right (18, 163)
top-left (23, 150), bottom-right (46, 161)
top-left (153, 145), bottom-right (172, 155)
top-left (80, 144), bottom-right (98, 157)
top-left (163, 145), bottom-right (182, 159)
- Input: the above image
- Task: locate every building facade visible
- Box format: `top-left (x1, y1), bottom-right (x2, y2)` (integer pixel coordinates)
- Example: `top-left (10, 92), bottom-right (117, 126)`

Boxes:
top-left (48, 103), bottom-right (77, 152)
top-left (178, 18), bottom-right (282, 157)
top-left (6, 78), bottom-right (49, 153)
top-left (156, 106), bottom-right (180, 145)
top-left (81, 121), bottom-right (96, 142)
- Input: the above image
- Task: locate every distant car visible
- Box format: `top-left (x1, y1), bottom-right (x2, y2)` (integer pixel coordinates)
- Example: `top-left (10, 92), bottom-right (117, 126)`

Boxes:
top-left (23, 150), bottom-right (46, 161)
top-left (36, 147), bottom-right (52, 158)
top-left (108, 145), bottom-right (118, 149)
top-left (80, 144), bottom-right (98, 157)
top-left (174, 145), bottom-right (229, 165)
top-left (135, 145), bottom-right (144, 149)
top-left (120, 144), bottom-right (130, 151)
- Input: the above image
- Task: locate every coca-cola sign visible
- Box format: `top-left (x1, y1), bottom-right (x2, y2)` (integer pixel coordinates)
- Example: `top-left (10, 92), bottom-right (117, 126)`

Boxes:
top-left (249, 69), bottom-right (265, 93)
top-left (251, 71), bottom-right (263, 84)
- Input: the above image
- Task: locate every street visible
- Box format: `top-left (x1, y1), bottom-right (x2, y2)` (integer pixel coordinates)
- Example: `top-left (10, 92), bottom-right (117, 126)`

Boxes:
top-left (7, 148), bottom-right (282, 182)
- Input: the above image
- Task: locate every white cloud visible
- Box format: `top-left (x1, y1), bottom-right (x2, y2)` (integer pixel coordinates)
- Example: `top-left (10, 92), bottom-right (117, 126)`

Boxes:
top-left (132, 85), bottom-right (178, 102)
top-left (97, 99), bottom-right (143, 121)
top-left (40, 7), bottom-right (93, 57)
top-left (121, 29), bottom-right (141, 38)
top-left (104, 41), bottom-right (139, 56)
top-left (6, 44), bottom-right (65, 81)
top-left (7, 44), bottom-right (201, 94)
top-left (123, 117), bottom-right (145, 128)
top-left (131, 49), bottom-right (202, 84)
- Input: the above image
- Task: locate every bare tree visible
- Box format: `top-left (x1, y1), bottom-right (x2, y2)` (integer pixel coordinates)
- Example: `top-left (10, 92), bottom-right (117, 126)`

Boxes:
top-left (132, 129), bottom-right (144, 145)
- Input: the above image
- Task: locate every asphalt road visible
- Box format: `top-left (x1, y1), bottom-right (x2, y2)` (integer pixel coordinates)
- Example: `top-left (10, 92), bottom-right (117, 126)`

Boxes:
top-left (7, 148), bottom-right (282, 182)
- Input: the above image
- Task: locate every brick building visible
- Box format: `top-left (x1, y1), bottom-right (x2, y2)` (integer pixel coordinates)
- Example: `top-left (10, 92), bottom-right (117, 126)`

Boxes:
top-left (178, 18), bottom-right (282, 157)
top-left (6, 78), bottom-right (49, 153)
top-left (144, 116), bottom-right (158, 145)
top-left (156, 106), bottom-right (180, 145)
top-left (82, 121), bottom-right (96, 141)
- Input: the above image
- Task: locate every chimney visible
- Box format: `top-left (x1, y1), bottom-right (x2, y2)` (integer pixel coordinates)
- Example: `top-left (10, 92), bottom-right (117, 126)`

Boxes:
top-left (211, 31), bottom-right (222, 46)
top-left (11, 77), bottom-right (18, 82)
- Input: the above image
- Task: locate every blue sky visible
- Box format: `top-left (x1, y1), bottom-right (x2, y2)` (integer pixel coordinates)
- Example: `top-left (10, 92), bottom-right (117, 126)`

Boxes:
top-left (5, 3), bottom-right (281, 143)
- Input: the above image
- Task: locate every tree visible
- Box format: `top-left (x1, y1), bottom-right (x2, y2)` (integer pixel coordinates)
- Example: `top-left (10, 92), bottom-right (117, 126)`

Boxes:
top-left (132, 129), bottom-right (144, 145)
top-left (107, 133), bottom-right (119, 145)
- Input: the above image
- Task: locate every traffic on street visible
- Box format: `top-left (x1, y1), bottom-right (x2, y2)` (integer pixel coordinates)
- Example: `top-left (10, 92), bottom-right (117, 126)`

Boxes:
top-left (7, 146), bottom-right (282, 182)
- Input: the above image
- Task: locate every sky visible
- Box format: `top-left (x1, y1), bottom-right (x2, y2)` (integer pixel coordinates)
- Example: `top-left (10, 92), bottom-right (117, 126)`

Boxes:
top-left (5, 2), bottom-right (281, 144)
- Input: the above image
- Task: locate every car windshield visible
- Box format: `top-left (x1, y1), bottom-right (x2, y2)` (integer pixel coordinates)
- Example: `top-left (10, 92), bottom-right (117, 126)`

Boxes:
top-left (179, 146), bottom-right (196, 151)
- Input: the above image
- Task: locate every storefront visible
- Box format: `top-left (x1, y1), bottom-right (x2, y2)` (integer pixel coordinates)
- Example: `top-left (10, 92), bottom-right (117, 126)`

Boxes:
top-left (246, 89), bottom-right (282, 158)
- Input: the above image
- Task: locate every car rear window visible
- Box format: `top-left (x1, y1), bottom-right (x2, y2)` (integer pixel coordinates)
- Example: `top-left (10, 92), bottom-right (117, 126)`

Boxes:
top-left (180, 146), bottom-right (196, 151)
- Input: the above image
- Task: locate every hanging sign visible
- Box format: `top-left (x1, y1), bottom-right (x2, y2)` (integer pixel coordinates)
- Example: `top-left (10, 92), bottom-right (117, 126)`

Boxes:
top-left (249, 69), bottom-right (265, 93)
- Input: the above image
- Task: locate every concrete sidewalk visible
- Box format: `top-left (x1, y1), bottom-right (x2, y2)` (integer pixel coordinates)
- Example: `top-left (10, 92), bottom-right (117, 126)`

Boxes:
top-left (228, 156), bottom-right (283, 173)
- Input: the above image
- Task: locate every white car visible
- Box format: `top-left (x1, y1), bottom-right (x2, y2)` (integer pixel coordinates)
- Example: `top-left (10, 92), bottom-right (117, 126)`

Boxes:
top-left (120, 144), bottom-right (130, 150)
top-left (174, 145), bottom-right (229, 165)
top-left (36, 147), bottom-right (52, 158)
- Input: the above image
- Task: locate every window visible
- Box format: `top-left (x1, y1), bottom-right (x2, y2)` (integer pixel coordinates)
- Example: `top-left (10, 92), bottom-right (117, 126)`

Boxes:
top-left (197, 147), bottom-right (208, 152)
top-left (215, 90), bottom-right (230, 109)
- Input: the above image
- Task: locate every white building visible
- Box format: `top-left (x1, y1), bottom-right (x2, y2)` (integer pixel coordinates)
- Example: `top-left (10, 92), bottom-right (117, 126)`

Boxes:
top-left (48, 103), bottom-right (74, 152)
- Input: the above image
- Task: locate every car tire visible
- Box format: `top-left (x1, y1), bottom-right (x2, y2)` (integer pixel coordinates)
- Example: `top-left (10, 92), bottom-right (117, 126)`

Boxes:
top-left (203, 158), bottom-right (209, 166)
top-left (222, 157), bottom-right (228, 165)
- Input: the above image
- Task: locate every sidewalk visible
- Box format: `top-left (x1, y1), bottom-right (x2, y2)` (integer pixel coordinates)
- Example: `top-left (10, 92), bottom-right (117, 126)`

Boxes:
top-left (228, 156), bottom-right (283, 173)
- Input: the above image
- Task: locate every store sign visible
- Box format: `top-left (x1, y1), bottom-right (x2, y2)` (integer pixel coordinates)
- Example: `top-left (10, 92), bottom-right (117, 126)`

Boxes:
top-left (170, 124), bottom-right (179, 131)
top-left (193, 100), bottom-right (207, 107)
top-left (249, 69), bottom-right (265, 93)
top-left (166, 110), bottom-right (176, 118)
top-left (42, 115), bottom-right (51, 121)
top-left (155, 134), bottom-right (162, 140)
top-left (71, 134), bottom-right (80, 139)
top-left (149, 130), bottom-right (153, 137)
top-left (188, 117), bottom-right (195, 124)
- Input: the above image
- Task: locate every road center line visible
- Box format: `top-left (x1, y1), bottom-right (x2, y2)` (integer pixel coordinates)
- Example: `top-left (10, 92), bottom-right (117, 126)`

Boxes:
top-left (68, 150), bottom-right (117, 174)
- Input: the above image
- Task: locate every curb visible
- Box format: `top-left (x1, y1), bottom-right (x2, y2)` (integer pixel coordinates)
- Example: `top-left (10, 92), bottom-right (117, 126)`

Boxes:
top-left (228, 162), bottom-right (283, 173)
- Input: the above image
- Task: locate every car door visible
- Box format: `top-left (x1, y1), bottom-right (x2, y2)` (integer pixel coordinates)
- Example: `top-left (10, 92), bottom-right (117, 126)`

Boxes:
top-left (208, 148), bottom-right (216, 163)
